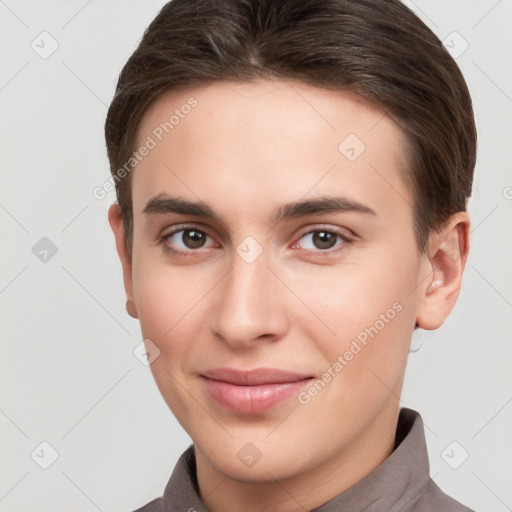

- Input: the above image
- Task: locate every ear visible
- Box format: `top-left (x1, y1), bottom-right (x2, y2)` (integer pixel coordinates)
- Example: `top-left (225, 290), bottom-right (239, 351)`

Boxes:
top-left (416, 211), bottom-right (470, 330)
top-left (108, 203), bottom-right (139, 319)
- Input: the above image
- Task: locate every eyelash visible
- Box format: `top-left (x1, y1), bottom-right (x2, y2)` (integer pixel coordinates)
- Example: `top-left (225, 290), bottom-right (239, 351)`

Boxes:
top-left (157, 225), bottom-right (354, 258)
top-left (291, 229), bottom-right (353, 256)
top-left (158, 226), bottom-right (217, 257)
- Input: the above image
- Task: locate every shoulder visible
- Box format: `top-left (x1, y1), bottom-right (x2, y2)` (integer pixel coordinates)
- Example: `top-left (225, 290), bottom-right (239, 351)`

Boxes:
top-left (129, 497), bottom-right (166, 512)
top-left (405, 478), bottom-right (477, 512)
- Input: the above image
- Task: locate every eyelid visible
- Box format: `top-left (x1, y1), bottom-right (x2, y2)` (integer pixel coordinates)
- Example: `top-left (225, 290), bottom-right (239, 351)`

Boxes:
top-left (158, 223), bottom-right (355, 256)
top-left (159, 223), bottom-right (220, 253)
top-left (160, 222), bottom-right (216, 240)
top-left (289, 225), bottom-right (355, 255)
top-left (292, 224), bottom-right (355, 243)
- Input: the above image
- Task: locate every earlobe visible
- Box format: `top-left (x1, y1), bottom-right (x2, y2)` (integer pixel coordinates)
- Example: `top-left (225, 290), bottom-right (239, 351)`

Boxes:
top-left (416, 212), bottom-right (470, 330)
top-left (108, 203), bottom-right (139, 319)
top-left (126, 299), bottom-right (139, 319)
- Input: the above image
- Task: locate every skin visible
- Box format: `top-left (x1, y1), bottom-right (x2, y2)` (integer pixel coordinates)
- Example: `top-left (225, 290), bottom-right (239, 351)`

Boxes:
top-left (109, 80), bottom-right (470, 512)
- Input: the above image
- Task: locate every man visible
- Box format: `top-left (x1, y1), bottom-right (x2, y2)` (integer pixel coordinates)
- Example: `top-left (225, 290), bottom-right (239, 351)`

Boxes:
top-left (105, 0), bottom-right (477, 510)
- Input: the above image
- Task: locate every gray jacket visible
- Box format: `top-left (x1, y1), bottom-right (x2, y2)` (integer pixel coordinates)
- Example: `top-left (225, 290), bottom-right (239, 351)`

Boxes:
top-left (132, 408), bottom-right (475, 512)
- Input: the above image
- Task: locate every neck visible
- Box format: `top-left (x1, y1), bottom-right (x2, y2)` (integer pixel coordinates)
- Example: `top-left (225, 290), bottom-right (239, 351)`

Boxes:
top-left (196, 402), bottom-right (400, 512)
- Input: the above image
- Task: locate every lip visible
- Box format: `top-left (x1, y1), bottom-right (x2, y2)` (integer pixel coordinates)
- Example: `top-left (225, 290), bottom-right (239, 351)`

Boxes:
top-left (200, 367), bottom-right (314, 414)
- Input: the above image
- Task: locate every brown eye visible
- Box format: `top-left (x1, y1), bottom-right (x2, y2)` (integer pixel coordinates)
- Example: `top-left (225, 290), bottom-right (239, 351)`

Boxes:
top-left (182, 229), bottom-right (207, 248)
top-left (297, 230), bottom-right (347, 252)
top-left (311, 231), bottom-right (337, 250)
top-left (165, 228), bottom-right (215, 252)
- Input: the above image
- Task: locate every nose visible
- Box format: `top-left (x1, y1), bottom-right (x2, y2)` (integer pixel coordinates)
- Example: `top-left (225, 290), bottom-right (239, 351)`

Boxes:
top-left (209, 250), bottom-right (290, 349)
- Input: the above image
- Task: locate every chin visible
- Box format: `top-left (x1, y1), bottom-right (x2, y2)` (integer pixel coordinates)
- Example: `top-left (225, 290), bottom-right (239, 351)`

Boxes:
top-left (198, 436), bottom-right (316, 483)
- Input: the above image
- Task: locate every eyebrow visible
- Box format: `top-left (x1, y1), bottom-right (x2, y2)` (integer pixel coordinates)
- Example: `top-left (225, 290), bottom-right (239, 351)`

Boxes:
top-left (272, 196), bottom-right (376, 223)
top-left (143, 194), bottom-right (221, 221)
top-left (142, 193), bottom-right (377, 224)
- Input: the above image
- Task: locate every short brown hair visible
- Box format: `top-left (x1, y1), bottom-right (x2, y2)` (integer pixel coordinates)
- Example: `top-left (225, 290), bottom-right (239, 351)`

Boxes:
top-left (105, 0), bottom-right (476, 254)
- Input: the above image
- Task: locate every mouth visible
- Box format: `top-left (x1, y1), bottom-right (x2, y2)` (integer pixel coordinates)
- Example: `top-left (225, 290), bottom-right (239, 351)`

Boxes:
top-left (200, 367), bottom-right (315, 414)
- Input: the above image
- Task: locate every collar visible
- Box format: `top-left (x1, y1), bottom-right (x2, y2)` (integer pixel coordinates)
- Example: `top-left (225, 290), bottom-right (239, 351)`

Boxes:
top-left (162, 408), bottom-right (431, 512)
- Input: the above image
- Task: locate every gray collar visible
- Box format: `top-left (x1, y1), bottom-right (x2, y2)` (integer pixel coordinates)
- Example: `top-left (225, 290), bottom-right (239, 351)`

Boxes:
top-left (162, 408), bottom-right (434, 512)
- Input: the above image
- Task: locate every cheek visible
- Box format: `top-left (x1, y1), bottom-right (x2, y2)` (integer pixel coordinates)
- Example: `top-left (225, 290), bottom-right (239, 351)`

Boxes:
top-left (133, 271), bottom-right (174, 342)
top-left (132, 261), bottom-right (201, 354)
top-left (132, 263), bottom-right (208, 423)
top-left (293, 263), bottom-right (416, 435)
top-left (294, 251), bottom-right (418, 368)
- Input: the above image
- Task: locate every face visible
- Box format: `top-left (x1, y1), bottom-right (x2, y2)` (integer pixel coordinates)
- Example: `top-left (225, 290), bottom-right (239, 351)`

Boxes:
top-left (109, 80), bottom-right (460, 486)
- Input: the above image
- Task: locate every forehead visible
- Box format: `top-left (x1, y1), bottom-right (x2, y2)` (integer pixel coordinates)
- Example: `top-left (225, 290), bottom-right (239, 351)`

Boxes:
top-left (131, 79), bottom-right (411, 219)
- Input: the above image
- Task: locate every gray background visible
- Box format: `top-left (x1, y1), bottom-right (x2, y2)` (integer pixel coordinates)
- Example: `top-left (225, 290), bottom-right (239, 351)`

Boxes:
top-left (1, 1), bottom-right (511, 511)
